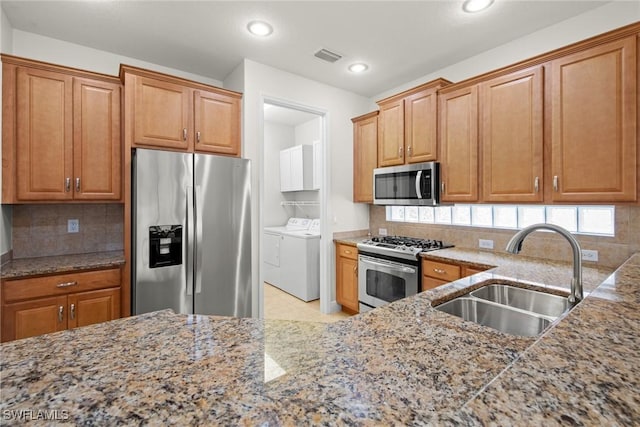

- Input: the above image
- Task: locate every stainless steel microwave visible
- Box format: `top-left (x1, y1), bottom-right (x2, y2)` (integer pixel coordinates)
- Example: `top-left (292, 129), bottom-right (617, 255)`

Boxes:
top-left (373, 161), bottom-right (440, 205)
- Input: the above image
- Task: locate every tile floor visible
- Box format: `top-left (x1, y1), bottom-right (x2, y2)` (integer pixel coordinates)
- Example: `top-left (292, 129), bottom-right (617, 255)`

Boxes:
top-left (263, 283), bottom-right (352, 323)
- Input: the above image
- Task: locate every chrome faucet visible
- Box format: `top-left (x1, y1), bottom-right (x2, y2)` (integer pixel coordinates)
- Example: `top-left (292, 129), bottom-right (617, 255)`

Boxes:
top-left (506, 223), bottom-right (583, 305)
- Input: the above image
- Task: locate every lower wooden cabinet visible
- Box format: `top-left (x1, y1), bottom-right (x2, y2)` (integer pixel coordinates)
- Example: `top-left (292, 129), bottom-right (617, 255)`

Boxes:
top-left (335, 243), bottom-right (359, 314)
top-left (422, 259), bottom-right (489, 292)
top-left (1, 268), bottom-right (121, 342)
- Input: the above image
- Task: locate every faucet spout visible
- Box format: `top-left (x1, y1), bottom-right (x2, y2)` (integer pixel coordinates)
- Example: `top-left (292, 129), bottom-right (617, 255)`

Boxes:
top-left (506, 223), bottom-right (583, 305)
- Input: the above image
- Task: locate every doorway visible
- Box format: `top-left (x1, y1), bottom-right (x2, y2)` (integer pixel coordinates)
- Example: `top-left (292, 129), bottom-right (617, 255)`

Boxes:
top-left (260, 98), bottom-right (342, 322)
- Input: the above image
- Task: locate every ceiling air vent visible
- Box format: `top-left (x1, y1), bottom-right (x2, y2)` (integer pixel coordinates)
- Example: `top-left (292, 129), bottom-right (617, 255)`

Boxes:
top-left (314, 48), bottom-right (342, 63)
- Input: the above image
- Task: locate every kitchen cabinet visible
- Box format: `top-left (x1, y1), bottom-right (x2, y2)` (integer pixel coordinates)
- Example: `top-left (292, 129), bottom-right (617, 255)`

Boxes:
top-left (280, 145), bottom-right (315, 192)
top-left (422, 259), bottom-right (489, 291)
top-left (549, 35), bottom-right (637, 202)
top-left (1, 268), bottom-right (121, 342)
top-left (438, 85), bottom-right (479, 202)
top-left (335, 243), bottom-right (359, 314)
top-left (2, 55), bottom-right (121, 202)
top-left (376, 79), bottom-right (450, 167)
top-left (352, 111), bottom-right (378, 203)
top-left (122, 65), bottom-right (242, 156)
top-left (480, 66), bottom-right (544, 202)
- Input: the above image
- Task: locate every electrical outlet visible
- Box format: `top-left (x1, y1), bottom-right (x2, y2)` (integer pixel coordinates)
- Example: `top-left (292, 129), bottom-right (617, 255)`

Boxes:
top-left (581, 249), bottom-right (598, 262)
top-left (479, 239), bottom-right (494, 249)
top-left (67, 219), bottom-right (79, 233)
top-left (379, 228), bottom-right (388, 236)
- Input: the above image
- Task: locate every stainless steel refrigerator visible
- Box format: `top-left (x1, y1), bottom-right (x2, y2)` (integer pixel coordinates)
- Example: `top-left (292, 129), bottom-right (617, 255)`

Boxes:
top-left (132, 148), bottom-right (251, 317)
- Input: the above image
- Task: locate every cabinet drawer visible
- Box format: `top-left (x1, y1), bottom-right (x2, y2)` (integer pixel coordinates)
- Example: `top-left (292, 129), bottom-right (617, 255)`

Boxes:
top-left (3, 268), bottom-right (120, 303)
top-left (422, 260), bottom-right (461, 281)
top-left (337, 244), bottom-right (358, 260)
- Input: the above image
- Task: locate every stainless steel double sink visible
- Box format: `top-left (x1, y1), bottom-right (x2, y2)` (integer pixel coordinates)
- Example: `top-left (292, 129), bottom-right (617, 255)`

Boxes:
top-left (434, 283), bottom-right (570, 337)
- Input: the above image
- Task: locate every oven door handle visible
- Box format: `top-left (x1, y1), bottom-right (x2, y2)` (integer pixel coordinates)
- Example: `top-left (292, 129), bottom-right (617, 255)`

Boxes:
top-left (415, 170), bottom-right (422, 199)
top-left (360, 257), bottom-right (416, 274)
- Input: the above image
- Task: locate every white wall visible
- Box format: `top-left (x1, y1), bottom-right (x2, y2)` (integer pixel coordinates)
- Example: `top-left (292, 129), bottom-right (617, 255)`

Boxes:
top-left (226, 59), bottom-right (374, 316)
top-left (375, 1), bottom-right (640, 100)
top-left (11, 30), bottom-right (223, 87)
top-left (0, 8), bottom-right (13, 256)
top-left (263, 121), bottom-right (295, 227)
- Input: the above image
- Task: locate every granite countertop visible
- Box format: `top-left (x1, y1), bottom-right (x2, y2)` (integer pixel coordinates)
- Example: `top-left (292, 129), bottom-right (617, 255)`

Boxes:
top-left (1, 251), bottom-right (638, 425)
top-left (0, 251), bottom-right (125, 279)
top-left (333, 236), bottom-right (368, 246)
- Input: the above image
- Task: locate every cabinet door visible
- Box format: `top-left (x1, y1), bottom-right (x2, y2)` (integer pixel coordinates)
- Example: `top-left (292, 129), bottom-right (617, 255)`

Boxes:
top-left (551, 35), bottom-right (637, 202)
top-left (16, 67), bottom-right (73, 200)
top-left (68, 288), bottom-right (121, 329)
top-left (336, 255), bottom-right (359, 313)
top-left (353, 114), bottom-right (378, 203)
top-left (481, 66), bottom-right (543, 202)
top-left (405, 88), bottom-right (438, 163)
top-left (133, 76), bottom-right (192, 150)
top-left (439, 86), bottom-right (479, 202)
top-left (2, 296), bottom-right (67, 342)
top-left (377, 99), bottom-right (405, 166)
top-left (73, 78), bottom-right (122, 200)
top-left (289, 146), bottom-right (304, 191)
top-left (194, 90), bottom-right (241, 156)
top-left (280, 149), bottom-right (292, 191)
top-left (422, 276), bottom-right (447, 292)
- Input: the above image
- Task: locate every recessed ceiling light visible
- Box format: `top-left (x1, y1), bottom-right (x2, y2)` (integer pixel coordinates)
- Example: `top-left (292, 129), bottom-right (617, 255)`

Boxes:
top-left (348, 63), bottom-right (369, 73)
top-left (462, 0), bottom-right (494, 13)
top-left (247, 20), bottom-right (273, 37)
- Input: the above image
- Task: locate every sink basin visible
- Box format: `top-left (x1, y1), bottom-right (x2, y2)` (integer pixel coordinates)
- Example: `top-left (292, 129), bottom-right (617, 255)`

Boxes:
top-left (436, 297), bottom-right (552, 337)
top-left (469, 284), bottom-right (569, 318)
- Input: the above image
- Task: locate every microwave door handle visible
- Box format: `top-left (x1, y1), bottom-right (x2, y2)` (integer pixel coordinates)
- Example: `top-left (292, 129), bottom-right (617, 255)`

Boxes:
top-left (415, 170), bottom-right (422, 199)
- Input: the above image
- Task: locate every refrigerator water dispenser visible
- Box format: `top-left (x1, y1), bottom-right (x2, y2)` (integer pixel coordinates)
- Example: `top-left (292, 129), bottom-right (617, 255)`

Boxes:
top-left (149, 225), bottom-right (182, 268)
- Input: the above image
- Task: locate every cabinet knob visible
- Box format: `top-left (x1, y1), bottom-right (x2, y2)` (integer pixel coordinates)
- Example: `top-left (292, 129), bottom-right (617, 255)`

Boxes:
top-left (70, 304), bottom-right (75, 320)
top-left (398, 146), bottom-right (403, 156)
top-left (407, 146), bottom-right (412, 155)
top-left (65, 178), bottom-right (71, 192)
top-left (75, 178), bottom-right (81, 193)
top-left (196, 131), bottom-right (201, 143)
top-left (534, 176), bottom-right (539, 193)
top-left (58, 306), bottom-right (64, 323)
top-left (553, 175), bottom-right (559, 192)
top-left (183, 128), bottom-right (188, 141)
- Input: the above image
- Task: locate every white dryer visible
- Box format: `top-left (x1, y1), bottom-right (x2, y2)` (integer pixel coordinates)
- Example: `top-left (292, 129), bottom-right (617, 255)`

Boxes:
top-left (263, 218), bottom-right (320, 302)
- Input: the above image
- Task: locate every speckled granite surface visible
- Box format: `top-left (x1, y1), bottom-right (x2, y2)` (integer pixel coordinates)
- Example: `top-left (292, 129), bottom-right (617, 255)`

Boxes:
top-left (333, 236), bottom-right (368, 246)
top-left (0, 251), bottom-right (124, 279)
top-left (1, 252), bottom-right (637, 425)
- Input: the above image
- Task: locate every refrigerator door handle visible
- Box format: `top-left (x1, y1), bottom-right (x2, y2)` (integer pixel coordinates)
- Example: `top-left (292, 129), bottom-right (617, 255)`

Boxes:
top-left (195, 184), bottom-right (203, 294)
top-left (186, 186), bottom-right (194, 296)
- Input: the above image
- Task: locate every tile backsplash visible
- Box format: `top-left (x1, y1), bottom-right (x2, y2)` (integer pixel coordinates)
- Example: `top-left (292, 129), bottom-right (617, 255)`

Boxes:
top-left (369, 205), bottom-right (640, 270)
top-left (12, 204), bottom-right (123, 259)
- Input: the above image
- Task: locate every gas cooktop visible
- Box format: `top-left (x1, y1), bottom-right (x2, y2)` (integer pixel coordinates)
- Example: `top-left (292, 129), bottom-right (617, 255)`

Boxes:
top-left (357, 235), bottom-right (453, 260)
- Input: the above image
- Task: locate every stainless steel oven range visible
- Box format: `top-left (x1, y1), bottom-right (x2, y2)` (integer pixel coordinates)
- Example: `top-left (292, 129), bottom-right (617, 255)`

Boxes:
top-left (356, 236), bottom-right (453, 313)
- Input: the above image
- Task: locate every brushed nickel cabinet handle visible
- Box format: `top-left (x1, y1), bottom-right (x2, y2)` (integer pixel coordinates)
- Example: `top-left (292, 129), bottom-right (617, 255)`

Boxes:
top-left (57, 281), bottom-right (78, 288)
top-left (196, 131), bottom-right (201, 143)
top-left (345, 250), bottom-right (351, 255)
top-left (441, 182), bottom-right (445, 194)
top-left (70, 304), bottom-right (75, 320)
top-left (534, 176), bottom-right (539, 193)
top-left (65, 178), bottom-right (71, 192)
top-left (407, 146), bottom-right (412, 155)
top-left (398, 146), bottom-right (403, 156)
top-left (553, 175), bottom-right (559, 192)
top-left (434, 268), bottom-right (446, 274)
top-left (75, 178), bottom-right (81, 192)
top-left (353, 266), bottom-right (358, 277)
top-left (58, 306), bottom-right (64, 323)
top-left (183, 128), bottom-right (188, 141)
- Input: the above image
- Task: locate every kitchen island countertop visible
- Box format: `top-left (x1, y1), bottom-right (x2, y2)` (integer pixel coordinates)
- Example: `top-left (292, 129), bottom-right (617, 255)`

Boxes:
top-left (1, 251), bottom-right (638, 425)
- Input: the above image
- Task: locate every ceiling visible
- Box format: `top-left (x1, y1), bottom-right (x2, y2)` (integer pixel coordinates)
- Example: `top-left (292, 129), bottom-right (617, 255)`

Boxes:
top-left (1, 1), bottom-right (613, 98)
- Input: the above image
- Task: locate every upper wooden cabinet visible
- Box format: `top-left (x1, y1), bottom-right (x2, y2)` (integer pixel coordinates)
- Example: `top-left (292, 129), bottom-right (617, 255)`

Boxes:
top-left (2, 55), bottom-right (122, 203)
top-left (439, 85), bottom-right (479, 202)
top-left (122, 65), bottom-right (242, 157)
top-left (352, 111), bottom-right (378, 203)
top-left (550, 35), bottom-right (637, 202)
top-left (376, 79), bottom-right (450, 167)
top-left (480, 66), bottom-right (544, 202)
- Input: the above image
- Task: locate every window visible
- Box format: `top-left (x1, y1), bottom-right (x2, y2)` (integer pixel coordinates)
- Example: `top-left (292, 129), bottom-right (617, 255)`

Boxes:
top-left (385, 205), bottom-right (615, 236)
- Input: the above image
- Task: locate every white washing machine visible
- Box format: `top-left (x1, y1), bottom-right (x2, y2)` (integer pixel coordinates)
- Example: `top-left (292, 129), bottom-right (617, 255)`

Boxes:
top-left (263, 218), bottom-right (320, 302)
